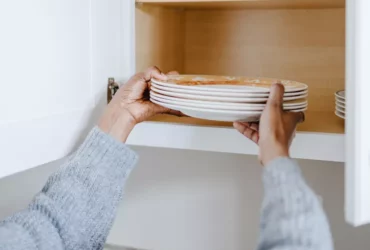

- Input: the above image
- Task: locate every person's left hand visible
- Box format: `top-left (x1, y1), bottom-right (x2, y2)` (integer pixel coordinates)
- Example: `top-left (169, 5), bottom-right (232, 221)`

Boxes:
top-left (98, 66), bottom-right (181, 142)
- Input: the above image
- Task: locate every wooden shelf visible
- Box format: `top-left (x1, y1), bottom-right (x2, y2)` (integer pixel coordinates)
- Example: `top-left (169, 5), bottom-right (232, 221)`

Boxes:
top-left (127, 116), bottom-right (345, 162)
top-left (149, 110), bottom-right (344, 134)
top-left (136, 0), bottom-right (345, 9)
top-left (134, 3), bottom-right (346, 158)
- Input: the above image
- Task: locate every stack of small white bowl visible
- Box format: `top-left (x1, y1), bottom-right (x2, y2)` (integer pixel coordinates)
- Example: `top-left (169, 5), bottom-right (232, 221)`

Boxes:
top-left (335, 90), bottom-right (345, 119)
top-left (150, 75), bottom-right (308, 122)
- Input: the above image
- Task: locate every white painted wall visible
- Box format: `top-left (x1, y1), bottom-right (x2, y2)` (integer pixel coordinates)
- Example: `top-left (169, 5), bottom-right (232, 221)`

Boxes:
top-left (0, 146), bottom-right (369, 250)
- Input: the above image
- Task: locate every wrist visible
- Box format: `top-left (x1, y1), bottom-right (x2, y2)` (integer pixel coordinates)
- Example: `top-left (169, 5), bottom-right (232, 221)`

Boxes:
top-left (98, 108), bottom-right (136, 143)
top-left (260, 148), bottom-right (289, 166)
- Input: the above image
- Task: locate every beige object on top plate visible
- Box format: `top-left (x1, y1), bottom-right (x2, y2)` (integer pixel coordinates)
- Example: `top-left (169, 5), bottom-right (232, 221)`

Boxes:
top-left (152, 74), bottom-right (308, 93)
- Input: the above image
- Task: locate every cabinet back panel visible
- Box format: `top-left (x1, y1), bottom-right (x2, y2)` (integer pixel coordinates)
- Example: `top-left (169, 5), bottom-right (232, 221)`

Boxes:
top-left (184, 8), bottom-right (345, 113)
top-left (136, 6), bottom-right (345, 133)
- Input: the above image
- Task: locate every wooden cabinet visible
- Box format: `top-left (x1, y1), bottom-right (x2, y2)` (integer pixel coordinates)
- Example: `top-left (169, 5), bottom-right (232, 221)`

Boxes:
top-left (0, 0), bottom-right (368, 226)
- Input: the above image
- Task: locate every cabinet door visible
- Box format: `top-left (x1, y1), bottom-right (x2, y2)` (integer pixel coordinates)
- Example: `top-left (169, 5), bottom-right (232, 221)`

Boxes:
top-left (345, 0), bottom-right (370, 226)
top-left (0, 0), bottom-right (135, 178)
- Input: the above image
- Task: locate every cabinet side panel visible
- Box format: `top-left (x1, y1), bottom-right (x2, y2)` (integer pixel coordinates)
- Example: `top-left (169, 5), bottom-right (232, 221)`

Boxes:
top-left (136, 5), bottom-right (185, 73)
top-left (345, 0), bottom-right (370, 226)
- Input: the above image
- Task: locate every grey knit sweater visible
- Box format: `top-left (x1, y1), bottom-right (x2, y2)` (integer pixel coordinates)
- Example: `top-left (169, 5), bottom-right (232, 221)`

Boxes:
top-left (0, 127), bottom-right (333, 250)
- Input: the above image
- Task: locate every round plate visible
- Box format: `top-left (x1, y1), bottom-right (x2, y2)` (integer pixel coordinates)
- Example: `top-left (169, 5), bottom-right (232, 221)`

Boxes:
top-left (336, 106), bottom-right (346, 114)
top-left (152, 75), bottom-right (308, 93)
top-left (150, 91), bottom-right (307, 107)
top-left (335, 101), bottom-right (345, 109)
top-left (335, 97), bottom-right (345, 105)
top-left (335, 90), bottom-right (345, 100)
top-left (151, 99), bottom-right (307, 122)
top-left (151, 81), bottom-right (308, 98)
top-left (335, 110), bottom-right (345, 119)
top-left (151, 87), bottom-right (308, 103)
top-left (150, 95), bottom-right (307, 111)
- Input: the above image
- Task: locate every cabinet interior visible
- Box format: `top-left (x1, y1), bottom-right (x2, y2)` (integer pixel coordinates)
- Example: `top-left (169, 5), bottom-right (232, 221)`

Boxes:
top-left (136, 0), bottom-right (345, 133)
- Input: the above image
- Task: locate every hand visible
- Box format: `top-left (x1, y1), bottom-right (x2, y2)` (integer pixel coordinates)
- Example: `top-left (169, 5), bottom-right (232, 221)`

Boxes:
top-left (98, 66), bottom-right (182, 142)
top-left (233, 83), bottom-right (305, 166)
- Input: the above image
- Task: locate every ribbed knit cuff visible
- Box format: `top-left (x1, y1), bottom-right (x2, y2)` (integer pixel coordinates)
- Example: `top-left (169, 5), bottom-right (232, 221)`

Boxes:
top-left (263, 157), bottom-right (304, 191)
top-left (72, 126), bottom-right (138, 179)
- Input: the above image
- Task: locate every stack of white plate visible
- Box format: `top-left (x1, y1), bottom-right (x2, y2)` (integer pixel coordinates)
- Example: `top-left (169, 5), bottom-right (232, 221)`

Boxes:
top-left (150, 75), bottom-right (308, 122)
top-left (335, 90), bottom-right (345, 119)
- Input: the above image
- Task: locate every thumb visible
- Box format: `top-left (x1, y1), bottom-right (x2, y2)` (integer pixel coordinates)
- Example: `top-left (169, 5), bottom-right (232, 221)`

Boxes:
top-left (267, 83), bottom-right (284, 110)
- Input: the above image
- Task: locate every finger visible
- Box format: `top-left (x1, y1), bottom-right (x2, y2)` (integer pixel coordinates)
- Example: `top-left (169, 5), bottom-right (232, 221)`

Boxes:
top-left (166, 109), bottom-right (186, 117)
top-left (249, 122), bottom-right (259, 131)
top-left (147, 101), bottom-right (185, 117)
top-left (167, 71), bottom-right (179, 75)
top-left (288, 111), bottom-right (305, 124)
top-left (266, 83), bottom-right (284, 110)
top-left (233, 122), bottom-right (259, 144)
top-left (144, 66), bottom-right (167, 82)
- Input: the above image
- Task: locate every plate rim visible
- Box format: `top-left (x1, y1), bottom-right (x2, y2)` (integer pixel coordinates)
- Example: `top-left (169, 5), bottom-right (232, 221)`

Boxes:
top-left (335, 101), bottom-right (345, 109)
top-left (151, 86), bottom-right (308, 103)
top-left (335, 110), bottom-right (345, 119)
top-left (151, 76), bottom-right (308, 93)
top-left (335, 90), bottom-right (345, 99)
top-left (150, 91), bottom-right (308, 107)
top-left (151, 81), bottom-right (308, 97)
top-left (151, 98), bottom-right (307, 115)
top-left (151, 95), bottom-right (307, 110)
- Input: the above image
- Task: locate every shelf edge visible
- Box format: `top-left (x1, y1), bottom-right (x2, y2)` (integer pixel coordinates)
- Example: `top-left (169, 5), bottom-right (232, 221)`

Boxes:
top-left (127, 122), bottom-right (344, 162)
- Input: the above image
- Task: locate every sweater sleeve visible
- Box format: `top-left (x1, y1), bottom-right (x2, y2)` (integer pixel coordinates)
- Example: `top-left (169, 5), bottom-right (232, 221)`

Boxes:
top-left (0, 127), bottom-right (138, 250)
top-left (257, 157), bottom-right (333, 250)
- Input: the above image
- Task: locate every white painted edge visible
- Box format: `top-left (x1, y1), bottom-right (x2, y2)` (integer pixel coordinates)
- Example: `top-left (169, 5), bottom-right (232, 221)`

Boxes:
top-left (127, 122), bottom-right (344, 163)
top-left (0, 109), bottom-right (95, 179)
top-left (345, 0), bottom-right (370, 226)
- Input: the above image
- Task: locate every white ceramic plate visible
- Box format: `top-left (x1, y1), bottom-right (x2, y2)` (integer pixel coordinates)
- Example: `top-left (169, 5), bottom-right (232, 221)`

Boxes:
top-left (150, 95), bottom-right (307, 111)
top-left (150, 91), bottom-right (307, 107)
top-left (151, 81), bottom-right (308, 98)
top-left (335, 90), bottom-right (345, 100)
top-left (335, 97), bottom-right (345, 105)
top-left (335, 101), bottom-right (345, 109)
top-left (335, 110), bottom-right (345, 119)
top-left (152, 75), bottom-right (308, 93)
top-left (336, 106), bottom-right (346, 114)
top-left (151, 99), bottom-right (307, 122)
top-left (151, 87), bottom-right (308, 103)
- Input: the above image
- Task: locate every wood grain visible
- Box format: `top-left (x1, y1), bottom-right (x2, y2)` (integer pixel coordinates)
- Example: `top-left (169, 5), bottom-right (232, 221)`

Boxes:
top-left (136, 6), bottom-right (345, 134)
top-left (184, 9), bottom-right (345, 113)
top-left (136, 5), bottom-right (185, 73)
top-left (136, 0), bottom-right (345, 9)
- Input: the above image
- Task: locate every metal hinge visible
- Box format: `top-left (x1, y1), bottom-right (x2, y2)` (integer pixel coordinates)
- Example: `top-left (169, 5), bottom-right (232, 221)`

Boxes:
top-left (107, 77), bottom-right (120, 103)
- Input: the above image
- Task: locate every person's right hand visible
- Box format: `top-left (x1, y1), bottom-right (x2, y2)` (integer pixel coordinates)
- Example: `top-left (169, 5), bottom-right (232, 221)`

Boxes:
top-left (233, 83), bottom-right (305, 166)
